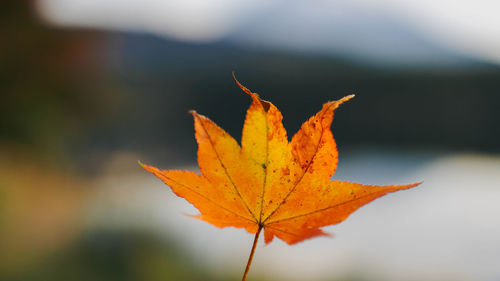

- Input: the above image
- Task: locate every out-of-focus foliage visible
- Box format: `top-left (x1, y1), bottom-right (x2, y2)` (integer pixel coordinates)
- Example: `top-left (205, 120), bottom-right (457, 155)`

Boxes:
top-left (0, 146), bottom-right (88, 276)
top-left (0, 230), bottom-right (251, 281)
top-left (0, 0), bottom-right (120, 162)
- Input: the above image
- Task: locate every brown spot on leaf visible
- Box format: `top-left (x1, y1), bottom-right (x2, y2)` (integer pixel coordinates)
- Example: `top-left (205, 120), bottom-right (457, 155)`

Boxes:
top-left (281, 167), bottom-right (290, 176)
top-left (260, 100), bottom-right (271, 112)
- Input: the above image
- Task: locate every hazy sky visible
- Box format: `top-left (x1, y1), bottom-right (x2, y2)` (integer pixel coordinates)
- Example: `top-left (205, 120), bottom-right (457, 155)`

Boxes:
top-left (37, 0), bottom-right (500, 64)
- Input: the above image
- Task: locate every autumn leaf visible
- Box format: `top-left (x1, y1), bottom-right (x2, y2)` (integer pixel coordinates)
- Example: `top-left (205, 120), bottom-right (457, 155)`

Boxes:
top-left (140, 75), bottom-right (420, 281)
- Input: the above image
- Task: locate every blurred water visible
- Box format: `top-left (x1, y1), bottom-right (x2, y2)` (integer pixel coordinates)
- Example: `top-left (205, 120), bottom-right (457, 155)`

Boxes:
top-left (88, 149), bottom-right (500, 281)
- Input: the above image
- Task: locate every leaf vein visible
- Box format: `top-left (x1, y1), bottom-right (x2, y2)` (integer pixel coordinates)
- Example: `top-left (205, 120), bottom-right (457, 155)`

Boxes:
top-left (265, 225), bottom-right (302, 237)
top-left (266, 189), bottom-right (389, 225)
top-left (258, 111), bottom-right (270, 223)
top-left (262, 103), bottom-right (335, 224)
top-left (196, 114), bottom-right (259, 222)
top-left (166, 174), bottom-right (256, 223)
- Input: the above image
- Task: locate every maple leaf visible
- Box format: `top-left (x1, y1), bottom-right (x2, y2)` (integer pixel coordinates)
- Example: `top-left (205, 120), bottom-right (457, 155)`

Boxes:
top-left (140, 75), bottom-right (420, 280)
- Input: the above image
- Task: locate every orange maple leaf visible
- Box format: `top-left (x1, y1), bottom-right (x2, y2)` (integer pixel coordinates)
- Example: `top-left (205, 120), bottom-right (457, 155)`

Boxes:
top-left (140, 75), bottom-right (420, 280)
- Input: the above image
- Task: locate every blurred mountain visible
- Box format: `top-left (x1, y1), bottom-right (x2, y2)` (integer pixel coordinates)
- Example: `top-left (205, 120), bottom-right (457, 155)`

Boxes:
top-left (36, 0), bottom-right (500, 67)
top-left (3, 0), bottom-right (499, 171)
top-left (70, 32), bottom-right (500, 170)
top-left (224, 1), bottom-right (478, 67)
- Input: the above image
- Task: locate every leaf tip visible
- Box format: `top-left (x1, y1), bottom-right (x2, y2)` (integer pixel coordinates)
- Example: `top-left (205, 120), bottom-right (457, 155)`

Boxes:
top-left (189, 110), bottom-right (204, 121)
top-left (409, 181), bottom-right (423, 188)
top-left (323, 94), bottom-right (355, 113)
top-left (337, 94), bottom-right (355, 105)
top-left (184, 213), bottom-right (202, 220)
top-left (232, 72), bottom-right (254, 96)
top-left (138, 161), bottom-right (155, 173)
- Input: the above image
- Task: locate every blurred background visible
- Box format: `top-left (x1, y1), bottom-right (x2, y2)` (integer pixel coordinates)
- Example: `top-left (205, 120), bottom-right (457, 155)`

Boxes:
top-left (1, 0), bottom-right (500, 280)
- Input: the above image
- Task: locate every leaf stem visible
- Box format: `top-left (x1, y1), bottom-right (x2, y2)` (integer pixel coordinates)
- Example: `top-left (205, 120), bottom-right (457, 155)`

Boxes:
top-left (241, 226), bottom-right (262, 281)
